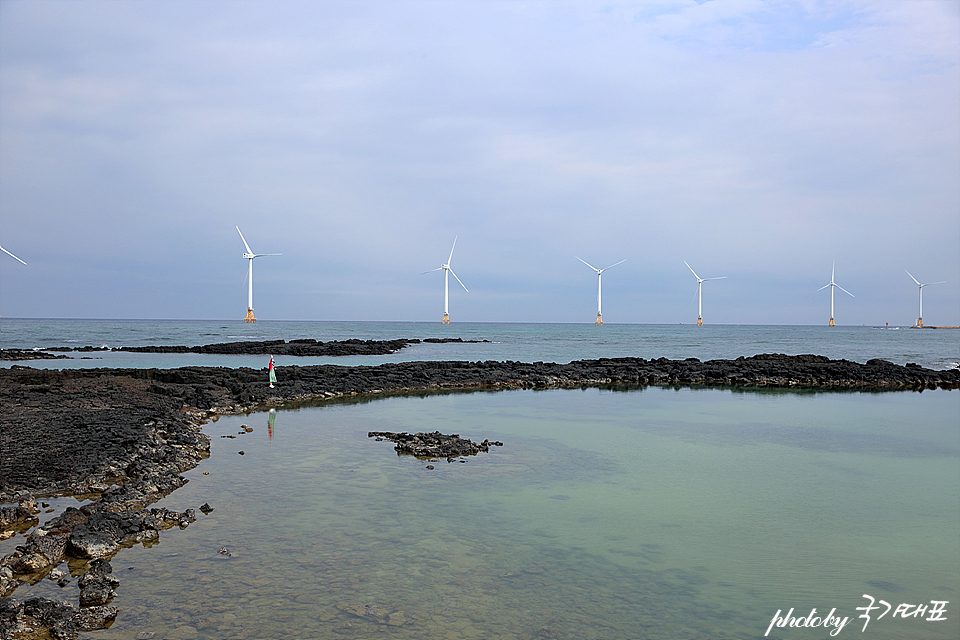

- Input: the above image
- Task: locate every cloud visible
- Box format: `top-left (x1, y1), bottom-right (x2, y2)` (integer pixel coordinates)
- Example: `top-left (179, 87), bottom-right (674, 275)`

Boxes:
top-left (0, 0), bottom-right (957, 324)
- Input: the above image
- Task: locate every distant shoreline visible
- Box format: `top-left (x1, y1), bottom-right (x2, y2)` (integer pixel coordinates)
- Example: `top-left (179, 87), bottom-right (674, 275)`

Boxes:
top-left (0, 337), bottom-right (489, 361)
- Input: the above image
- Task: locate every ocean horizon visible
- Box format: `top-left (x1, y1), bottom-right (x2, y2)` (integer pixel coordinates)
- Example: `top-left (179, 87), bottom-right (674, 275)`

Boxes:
top-left (2, 317), bottom-right (958, 371)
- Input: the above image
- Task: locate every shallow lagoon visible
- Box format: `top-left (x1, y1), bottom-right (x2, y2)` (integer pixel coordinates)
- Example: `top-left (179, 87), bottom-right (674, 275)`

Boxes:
top-left (16, 386), bottom-right (960, 639)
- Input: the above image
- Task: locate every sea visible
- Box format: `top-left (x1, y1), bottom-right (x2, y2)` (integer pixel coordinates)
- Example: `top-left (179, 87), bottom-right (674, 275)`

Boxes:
top-left (1, 319), bottom-right (958, 640)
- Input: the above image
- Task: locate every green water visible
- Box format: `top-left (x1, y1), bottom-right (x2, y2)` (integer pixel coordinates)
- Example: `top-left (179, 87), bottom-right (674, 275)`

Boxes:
top-left (23, 387), bottom-right (960, 639)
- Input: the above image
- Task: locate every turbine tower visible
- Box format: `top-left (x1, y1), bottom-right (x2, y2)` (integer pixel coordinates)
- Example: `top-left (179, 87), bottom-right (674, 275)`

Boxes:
top-left (577, 257), bottom-right (625, 325)
top-left (684, 261), bottom-right (725, 326)
top-left (816, 261), bottom-right (853, 327)
top-left (905, 270), bottom-right (944, 328)
top-left (0, 245), bottom-right (27, 319)
top-left (422, 237), bottom-right (467, 324)
top-left (236, 226), bottom-right (280, 323)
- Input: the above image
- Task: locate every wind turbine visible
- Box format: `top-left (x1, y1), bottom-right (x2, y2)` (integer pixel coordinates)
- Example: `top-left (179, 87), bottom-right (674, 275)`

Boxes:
top-left (577, 257), bottom-right (625, 325)
top-left (422, 237), bottom-right (467, 324)
top-left (816, 261), bottom-right (853, 326)
top-left (0, 245), bottom-right (27, 319)
top-left (684, 261), bottom-right (725, 326)
top-left (236, 226), bottom-right (281, 323)
top-left (905, 270), bottom-right (945, 328)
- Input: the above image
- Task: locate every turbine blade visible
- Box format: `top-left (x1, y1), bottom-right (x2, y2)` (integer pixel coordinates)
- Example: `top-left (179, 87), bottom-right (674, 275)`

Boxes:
top-left (684, 261), bottom-right (700, 280)
top-left (836, 284), bottom-right (855, 298)
top-left (705, 276), bottom-right (726, 281)
top-left (449, 268), bottom-right (468, 292)
top-left (602, 259), bottom-right (626, 271)
top-left (421, 267), bottom-right (444, 275)
top-left (905, 270), bottom-right (921, 286)
top-left (816, 283), bottom-right (831, 292)
top-left (927, 281), bottom-right (946, 286)
top-left (448, 236), bottom-right (458, 265)
top-left (0, 245), bottom-right (27, 265)
top-left (576, 257), bottom-right (599, 272)
top-left (236, 226), bottom-right (253, 254)
top-left (253, 253), bottom-right (282, 257)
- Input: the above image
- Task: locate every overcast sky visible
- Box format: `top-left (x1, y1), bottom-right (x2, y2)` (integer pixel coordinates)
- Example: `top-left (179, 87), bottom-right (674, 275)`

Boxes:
top-left (1, 0), bottom-right (957, 325)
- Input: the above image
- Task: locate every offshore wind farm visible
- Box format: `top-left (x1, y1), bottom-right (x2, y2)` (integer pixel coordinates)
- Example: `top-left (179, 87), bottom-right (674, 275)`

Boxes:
top-left (1, 4), bottom-right (958, 640)
top-left (223, 228), bottom-right (951, 328)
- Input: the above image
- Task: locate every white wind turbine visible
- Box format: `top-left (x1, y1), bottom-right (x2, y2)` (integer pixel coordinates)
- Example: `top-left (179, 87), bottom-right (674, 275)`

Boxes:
top-left (236, 226), bottom-right (281, 323)
top-left (816, 261), bottom-right (853, 326)
top-left (0, 245), bottom-right (27, 318)
top-left (577, 257), bottom-right (625, 325)
top-left (905, 270), bottom-right (945, 328)
top-left (684, 261), bottom-right (725, 326)
top-left (422, 237), bottom-right (468, 324)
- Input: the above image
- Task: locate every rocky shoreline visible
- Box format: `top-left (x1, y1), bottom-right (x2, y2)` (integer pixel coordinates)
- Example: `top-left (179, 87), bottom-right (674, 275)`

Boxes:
top-left (1, 353), bottom-right (957, 637)
top-left (3, 352), bottom-right (957, 498)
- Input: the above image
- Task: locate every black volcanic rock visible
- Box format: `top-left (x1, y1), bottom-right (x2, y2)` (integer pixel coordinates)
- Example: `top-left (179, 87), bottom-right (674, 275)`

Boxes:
top-left (369, 431), bottom-right (503, 459)
top-left (38, 337), bottom-right (486, 357)
top-left (0, 349), bottom-right (68, 361)
top-left (0, 596), bottom-right (118, 638)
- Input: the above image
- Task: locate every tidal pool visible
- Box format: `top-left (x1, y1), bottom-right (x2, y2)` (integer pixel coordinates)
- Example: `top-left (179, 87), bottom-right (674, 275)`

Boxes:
top-left (19, 386), bottom-right (960, 639)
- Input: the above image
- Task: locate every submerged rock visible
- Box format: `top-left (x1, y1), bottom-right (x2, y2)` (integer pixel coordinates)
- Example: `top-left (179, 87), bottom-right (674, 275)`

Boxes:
top-left (0, 596), bottom-right (118, 639)
top-left (336, 601), bottom-right (407, 625)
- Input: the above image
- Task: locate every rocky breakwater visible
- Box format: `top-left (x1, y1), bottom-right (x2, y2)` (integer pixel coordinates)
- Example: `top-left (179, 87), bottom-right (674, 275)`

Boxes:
top-left (16, 336), bottom-right (489, 359)
top-left (0, 350), bottom-right (68, 362)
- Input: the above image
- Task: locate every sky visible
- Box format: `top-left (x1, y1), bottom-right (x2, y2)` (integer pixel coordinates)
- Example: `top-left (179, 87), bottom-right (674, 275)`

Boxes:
top-left (1, 0), bottom-right (958, 325)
